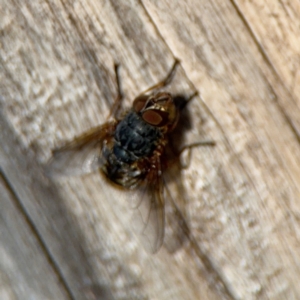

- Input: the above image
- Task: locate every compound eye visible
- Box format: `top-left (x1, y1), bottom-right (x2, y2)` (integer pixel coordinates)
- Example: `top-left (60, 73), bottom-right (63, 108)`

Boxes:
top-left (133, 95), bottom-right (148, 113)
top-left (142, 110), bottom-right (169, 126)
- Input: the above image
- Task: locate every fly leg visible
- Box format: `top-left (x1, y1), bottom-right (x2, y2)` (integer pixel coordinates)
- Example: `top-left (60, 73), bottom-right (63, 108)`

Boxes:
top-left (178, 140), bottom-right (216, 155)
top-left (107, 63), bottom-right (124, 120)
top-left (139, 59), bottom-right (180, 95)
top-left (178, 141), bottom-right (215, 168)
top-left (165, 139), bottom-right (215, 170)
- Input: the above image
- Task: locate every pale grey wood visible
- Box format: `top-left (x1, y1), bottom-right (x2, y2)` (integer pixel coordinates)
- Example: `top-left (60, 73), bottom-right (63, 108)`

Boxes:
top-left (1, 0), bottom-right (300, 299)
top-left (0, 1), bottom-right (225, 299)
top-left (142, 1), bottom-right (300, 299)
top-left (0, 173), bottom-right (70, 300)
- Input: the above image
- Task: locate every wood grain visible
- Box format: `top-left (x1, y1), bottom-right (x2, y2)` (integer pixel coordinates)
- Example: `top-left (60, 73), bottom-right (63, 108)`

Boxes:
top-left (1, 0), bottom-right (300, 299)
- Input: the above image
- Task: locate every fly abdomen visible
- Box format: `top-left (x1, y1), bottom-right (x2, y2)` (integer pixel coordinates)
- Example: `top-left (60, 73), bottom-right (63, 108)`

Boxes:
top-left (113, 144), bottom-right (136, 164)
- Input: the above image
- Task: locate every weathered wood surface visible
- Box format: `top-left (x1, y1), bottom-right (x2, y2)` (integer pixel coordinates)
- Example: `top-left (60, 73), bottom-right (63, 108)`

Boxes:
top-left (1, 1), bottom-right (300, 299)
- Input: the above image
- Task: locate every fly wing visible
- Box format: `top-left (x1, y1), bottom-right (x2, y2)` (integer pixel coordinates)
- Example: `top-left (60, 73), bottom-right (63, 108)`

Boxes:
top-left (130, 158), bottom-right (165, 253)
top-left (46, 122), bottom-right (116, 177)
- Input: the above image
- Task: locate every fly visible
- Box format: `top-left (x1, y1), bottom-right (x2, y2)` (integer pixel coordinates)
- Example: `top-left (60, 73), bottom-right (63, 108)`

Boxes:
top-left (47, 59), bottom-right (214, 253)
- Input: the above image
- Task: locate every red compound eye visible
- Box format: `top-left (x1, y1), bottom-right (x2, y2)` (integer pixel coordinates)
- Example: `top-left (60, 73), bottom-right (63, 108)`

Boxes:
top-left (142, 110), bottom-right (169, 126)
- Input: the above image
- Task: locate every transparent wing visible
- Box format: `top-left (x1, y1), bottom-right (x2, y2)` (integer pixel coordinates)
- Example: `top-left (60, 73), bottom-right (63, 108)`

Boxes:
top-left (163, 181), bottom-right (190, 254)
top-left (130, 159), bottom-right (165, 253)
top-left (46, 122), bottom-right (116, 177)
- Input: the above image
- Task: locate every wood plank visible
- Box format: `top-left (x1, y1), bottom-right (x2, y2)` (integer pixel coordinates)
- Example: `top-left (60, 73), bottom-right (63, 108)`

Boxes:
top-left (143, 1), bottom-right (300, 299)
top-left (1, 0), bottom-right (300, 299)
top-left (0, 1), bottom-right (225, 299)
top-left (0, 171), bottom-right (69, 300)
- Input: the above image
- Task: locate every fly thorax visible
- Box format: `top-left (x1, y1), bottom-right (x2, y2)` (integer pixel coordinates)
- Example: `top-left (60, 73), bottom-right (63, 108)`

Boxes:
top-left (114, 111), bottom-right (162, 163)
